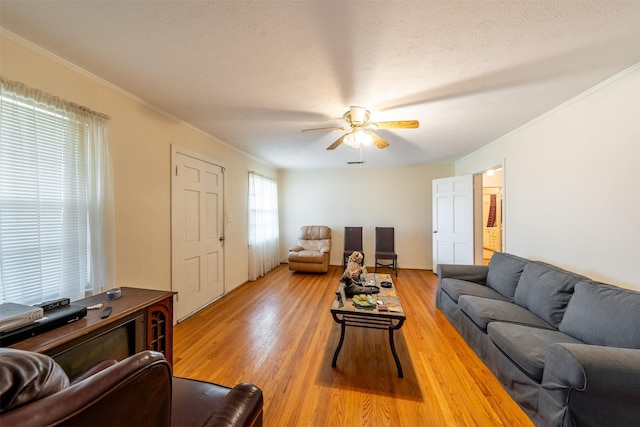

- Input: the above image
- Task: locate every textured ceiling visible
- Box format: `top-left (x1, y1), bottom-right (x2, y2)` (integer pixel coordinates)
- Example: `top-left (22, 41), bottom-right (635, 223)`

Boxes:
top-left (1, 1), bottom-right (639, 169)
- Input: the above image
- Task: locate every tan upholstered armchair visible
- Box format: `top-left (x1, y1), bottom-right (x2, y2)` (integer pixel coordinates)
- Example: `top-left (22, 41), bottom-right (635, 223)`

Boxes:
top-left (288, 225), bottom-right (332, 273)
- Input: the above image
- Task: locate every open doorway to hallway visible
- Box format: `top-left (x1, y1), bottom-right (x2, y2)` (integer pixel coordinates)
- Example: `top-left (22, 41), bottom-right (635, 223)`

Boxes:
top-left (480, 168), bottom-right (503, 265)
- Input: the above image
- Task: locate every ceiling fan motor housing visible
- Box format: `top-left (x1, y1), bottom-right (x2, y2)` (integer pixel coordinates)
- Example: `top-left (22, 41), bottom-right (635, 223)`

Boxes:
top-left (345, 106), bottom-right (370, 127)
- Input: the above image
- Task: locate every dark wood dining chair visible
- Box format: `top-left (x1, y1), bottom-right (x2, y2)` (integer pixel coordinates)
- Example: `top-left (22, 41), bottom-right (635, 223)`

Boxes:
top-left (343, 226), bottom-right (364, 269)
top-left (375, 227), bottom-right (397, 276)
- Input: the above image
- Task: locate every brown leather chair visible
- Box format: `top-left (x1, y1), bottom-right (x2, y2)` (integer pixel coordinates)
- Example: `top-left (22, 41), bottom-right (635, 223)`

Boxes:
top-left (0, 348), bottom-right (263, 427)
top-left (288, 225), bottom-right (331, 273)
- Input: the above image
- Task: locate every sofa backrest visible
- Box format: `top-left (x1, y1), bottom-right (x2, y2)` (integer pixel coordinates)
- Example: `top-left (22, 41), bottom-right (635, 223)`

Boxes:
top-left (486, 252), bottom-right (528, 302)
top-left (514, 261), bottom-right (587, 328)
top-left (559, 280), bottom-right (640, 349)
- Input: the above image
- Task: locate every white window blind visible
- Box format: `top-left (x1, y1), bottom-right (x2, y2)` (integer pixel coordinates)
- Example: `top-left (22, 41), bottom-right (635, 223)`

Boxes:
top-left (0, 78), bottom-right (115, 305)
top-left (248, 172), bottom-right (280, 281)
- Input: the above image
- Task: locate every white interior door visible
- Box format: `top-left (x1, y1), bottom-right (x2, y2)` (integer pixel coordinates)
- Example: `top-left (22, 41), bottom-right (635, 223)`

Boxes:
top-left (172, 152), bottom-right (225, 322)
top-left (432, 175), bottom-right (474, 272)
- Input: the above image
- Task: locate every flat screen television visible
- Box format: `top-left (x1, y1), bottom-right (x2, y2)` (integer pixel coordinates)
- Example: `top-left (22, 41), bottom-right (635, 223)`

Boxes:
top-left (51, 314), bottom-right (146, 379)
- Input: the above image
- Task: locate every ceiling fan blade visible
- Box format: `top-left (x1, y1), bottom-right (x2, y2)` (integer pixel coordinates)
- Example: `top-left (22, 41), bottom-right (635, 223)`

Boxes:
top-left (327, 134), bottom-right (347, 150)
top-left (301, 126), bottom-right (346, 132)
top-left (370, 120), bottom-right (419, 129)
top-left (370, 132), bottom-right (390, 149)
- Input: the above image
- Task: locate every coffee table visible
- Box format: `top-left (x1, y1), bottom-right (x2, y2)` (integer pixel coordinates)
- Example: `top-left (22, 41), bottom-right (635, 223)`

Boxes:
top-left (330, 273), bottom-right (406, 377)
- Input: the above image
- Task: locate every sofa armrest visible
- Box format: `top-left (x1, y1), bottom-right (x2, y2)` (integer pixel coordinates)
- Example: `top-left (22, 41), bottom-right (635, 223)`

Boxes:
top-left (289, 245), bottom-right (303, 252)
top-left (543, 343), bottom-right (640, 395)
top-left (540, 343), bottom-right (640, 427)
top-left (437, 264), bottom-right (488, 284)
top-left (320, 246), bottom-right (331, 254)
top-left (204, 382), bottom-right (263, 427)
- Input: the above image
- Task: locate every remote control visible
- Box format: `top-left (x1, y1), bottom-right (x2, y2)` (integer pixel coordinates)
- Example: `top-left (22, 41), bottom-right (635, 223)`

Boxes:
top-left (100, 306), bottom-right (112, 319)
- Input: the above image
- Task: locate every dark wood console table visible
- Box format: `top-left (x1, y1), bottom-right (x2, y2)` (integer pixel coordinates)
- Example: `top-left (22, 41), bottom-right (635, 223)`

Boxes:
top-left (9, 287), bottom-right (176, 375)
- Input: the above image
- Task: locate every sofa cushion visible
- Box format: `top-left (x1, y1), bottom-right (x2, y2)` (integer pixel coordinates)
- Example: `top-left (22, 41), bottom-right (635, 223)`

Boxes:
top-left (440, 278), bottom-right (507, 304)
top-left (458, 295), bottom-right (554, 332)
top-left (514, 261), bottom-right (587, 328)
top-left (487, 322), bottom-right (583, 382)
top-left (0, 348), bottom-right (70, 414)
top-left (486, 252), bottom-right (529, 301)
top-left (559, 280), bottom-right (640, 349)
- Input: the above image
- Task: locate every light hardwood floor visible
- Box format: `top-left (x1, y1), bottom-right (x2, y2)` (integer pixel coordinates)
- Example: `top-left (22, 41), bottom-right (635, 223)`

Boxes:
top-left (173, 265), bottom-right (534, 427)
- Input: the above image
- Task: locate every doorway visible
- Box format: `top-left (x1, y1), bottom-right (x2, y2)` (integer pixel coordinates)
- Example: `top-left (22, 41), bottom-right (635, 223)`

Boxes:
top-left (171, 147), bottom-right (225, 322)
top-left (432, 174), bottom-right (474, 271)
top-left (478, 168), bottom-right (503, 265)
top-left (432, 167), bottom-right (504, 270)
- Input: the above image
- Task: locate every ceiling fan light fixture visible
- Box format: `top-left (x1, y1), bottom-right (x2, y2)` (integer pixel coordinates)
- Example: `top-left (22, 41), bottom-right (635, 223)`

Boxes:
top-left (343, 128), bottom-right (372, 148)
top-left (343, 132), bottom-right (358, 148)
top-left (307, 105), bottom-right (417, 151)
top-left (356, 130), bottom-right (373, 146)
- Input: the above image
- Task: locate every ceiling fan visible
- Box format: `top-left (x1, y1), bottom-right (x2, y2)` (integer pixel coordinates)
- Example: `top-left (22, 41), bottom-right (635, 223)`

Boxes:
top-left (301, 106), bottom-right (419, 150)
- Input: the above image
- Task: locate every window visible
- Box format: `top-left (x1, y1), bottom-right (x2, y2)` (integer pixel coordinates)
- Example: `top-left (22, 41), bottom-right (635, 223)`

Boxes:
top-left (248, 172), bottom-right (279, 280)
top-left (0, 78), bottom-right (114, 305)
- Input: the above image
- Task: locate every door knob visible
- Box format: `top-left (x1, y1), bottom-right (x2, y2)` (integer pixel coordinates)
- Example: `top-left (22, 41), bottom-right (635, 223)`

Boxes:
top-left (219, 236), bottom-right (225, 241)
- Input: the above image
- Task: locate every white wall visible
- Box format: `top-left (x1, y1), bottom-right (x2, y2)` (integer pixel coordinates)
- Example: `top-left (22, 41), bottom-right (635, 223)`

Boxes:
top-left (456, 65), bottom-right (640, 291)
top-left (279, 164), bottom-right (454, 270)
top-left (0, 31), bottom-right (277, 294)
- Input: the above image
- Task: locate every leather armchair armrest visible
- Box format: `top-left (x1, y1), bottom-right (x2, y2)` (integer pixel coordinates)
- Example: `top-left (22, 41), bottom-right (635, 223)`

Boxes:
top-left (289, 245), bottom-right (303, 252)
top-left (320, 246), bottom-right (331, 254)
top-left (203, 383), bottom-right (263, 427)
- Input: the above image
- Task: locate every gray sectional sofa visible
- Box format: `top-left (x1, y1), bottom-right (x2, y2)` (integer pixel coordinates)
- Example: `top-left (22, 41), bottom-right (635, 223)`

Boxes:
top-left (435, 252), bottom-right (640, 427)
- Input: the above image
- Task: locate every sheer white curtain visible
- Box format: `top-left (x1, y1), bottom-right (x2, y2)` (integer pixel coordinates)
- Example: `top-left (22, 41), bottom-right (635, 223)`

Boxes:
top-left (248, 172), bottom-right (280, 281)
top-left (0, 77), bottom-right (115, 304)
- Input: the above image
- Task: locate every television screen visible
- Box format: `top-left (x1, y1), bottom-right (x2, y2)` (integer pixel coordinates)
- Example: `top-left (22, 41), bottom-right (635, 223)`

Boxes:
top-left (53, 314), bottom-right (145, 378)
